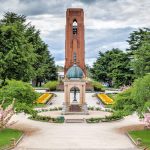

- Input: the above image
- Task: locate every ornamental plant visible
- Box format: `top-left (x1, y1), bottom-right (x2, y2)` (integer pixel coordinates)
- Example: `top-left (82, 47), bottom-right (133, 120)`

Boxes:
top-left (0, 80), bottom-right (39, 105)
top-left (44, 81), bottom-right (59, 91)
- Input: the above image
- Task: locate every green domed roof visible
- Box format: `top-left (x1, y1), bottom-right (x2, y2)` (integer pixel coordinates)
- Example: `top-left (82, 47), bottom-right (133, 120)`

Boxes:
top-left (66, 64), bottom-right (83, 79)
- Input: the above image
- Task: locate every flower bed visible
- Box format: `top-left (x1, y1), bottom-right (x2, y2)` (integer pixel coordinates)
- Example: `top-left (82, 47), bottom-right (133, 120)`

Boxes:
top-left (97, 93), bottom-right (114, 105)
top-left (37, 93), bottom-right (53, 104)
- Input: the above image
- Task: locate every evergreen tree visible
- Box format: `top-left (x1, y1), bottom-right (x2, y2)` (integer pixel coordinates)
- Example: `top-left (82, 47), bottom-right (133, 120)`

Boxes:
top-left (0, 12), bottom-right (36, 84)
top-left (0, 12), bottom-right (57, 86)
top-left (91, 48), bottom-right (134, 87)
top-left (127, 28), bottom-right (150, 77)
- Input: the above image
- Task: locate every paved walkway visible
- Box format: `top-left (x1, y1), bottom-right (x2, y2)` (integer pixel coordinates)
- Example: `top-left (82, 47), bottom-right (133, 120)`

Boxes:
top-left (11, 92), bottom-right (142, 150)
top-left (45, 92), bottom-right (104, 109)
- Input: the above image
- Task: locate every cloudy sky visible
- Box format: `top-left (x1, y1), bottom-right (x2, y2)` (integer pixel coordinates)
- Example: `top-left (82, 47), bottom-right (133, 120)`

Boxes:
top-left (0, 0), bottom-right (150, 66)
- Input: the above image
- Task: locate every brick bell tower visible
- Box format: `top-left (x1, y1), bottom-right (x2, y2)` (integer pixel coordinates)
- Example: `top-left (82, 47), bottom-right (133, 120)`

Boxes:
top-left (64, 8), bottom-right (86, 76)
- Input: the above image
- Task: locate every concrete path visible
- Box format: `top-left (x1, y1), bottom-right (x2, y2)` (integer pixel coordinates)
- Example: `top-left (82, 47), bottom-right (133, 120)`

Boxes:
top-left (10, 92), bottom-right (142, 150)
top-left (11, 113), bottom-right (142, 150)
top-left (46, 92), bottom-right (104, 109)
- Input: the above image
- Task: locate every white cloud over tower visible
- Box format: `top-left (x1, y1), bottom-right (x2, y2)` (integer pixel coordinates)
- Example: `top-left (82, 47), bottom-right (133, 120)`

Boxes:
top-left (0, 0), bottom-right (150, 66)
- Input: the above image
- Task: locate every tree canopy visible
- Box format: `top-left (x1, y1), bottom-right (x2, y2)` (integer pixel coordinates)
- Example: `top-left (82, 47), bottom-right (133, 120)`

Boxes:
top-left (0, 12), bottom-right (57, 86)
top-left (113, 74), bottom-right (150, 116)
top-left (91, 48), bottom-right (134, 87)
top-left (127, 28), bottom-right (150, 77)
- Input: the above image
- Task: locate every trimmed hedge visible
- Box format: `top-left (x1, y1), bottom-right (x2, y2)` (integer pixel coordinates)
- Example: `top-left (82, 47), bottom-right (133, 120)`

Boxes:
top-left (86, 112), bottom-right (123, 123)
top-left (29, 115), bottom-right (64, 123)
top-left (43, 81), bottom-right (59, 91)
top-left (91, 81), bottom-right (105, 91)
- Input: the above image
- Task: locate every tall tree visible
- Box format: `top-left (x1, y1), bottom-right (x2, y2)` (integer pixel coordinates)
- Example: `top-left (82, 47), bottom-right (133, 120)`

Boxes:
top-left (127, 28), bottom-right (150, 77)
top-left (0, 12), bottom-right (36, 84)
top-left (0, 12), bottom-right (57, 85)
top-left (127, 28), bottom-right (150, 52)
top-left (91, 49), bottom-right (134, 87)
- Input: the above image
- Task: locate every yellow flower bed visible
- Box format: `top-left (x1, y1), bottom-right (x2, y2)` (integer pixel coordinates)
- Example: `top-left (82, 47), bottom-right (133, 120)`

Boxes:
top-left (97, 93), bottom-right (114, 105)
top-left (37, 93), bottom-right (53, 104)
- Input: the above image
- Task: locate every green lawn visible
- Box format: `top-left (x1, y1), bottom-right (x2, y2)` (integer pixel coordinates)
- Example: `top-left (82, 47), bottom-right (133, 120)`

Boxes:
top-left (0, 128), bottom-right (23, 149)
top-left (129, 130), bottom-right (150, 149)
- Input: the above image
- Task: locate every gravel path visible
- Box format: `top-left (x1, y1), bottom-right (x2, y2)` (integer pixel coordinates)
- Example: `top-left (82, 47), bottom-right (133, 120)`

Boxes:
top-left (11, 92), bottom-right (142, 150)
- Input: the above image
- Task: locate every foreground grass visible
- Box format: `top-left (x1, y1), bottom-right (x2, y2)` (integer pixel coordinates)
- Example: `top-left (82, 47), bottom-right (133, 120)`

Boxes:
top-left (129, 130), bottom-right (150, 149)
top-left (0, 128), bottom-right (23, 149)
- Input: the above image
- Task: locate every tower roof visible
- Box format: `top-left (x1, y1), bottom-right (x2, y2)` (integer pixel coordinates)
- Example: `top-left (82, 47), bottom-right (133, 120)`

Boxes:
top-left (66, 64), bottom-right (83, 79)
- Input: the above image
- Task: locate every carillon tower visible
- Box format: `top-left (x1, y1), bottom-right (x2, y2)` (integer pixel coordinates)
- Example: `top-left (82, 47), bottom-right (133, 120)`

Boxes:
top-left (62, 8), bottom-right (88, 115)
top-left (64, 8), bottom-right (86, 75)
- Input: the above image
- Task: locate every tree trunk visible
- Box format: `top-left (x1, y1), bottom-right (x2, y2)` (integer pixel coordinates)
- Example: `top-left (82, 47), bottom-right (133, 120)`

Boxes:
top-left (36, 79), bottom-right (39, 87)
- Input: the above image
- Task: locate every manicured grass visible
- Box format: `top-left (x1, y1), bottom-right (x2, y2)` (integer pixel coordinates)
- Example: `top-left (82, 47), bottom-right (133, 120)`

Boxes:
top-left (129, 130), bottom-right (150, 148)
top-left (0, 128), bottom-right (23, 149)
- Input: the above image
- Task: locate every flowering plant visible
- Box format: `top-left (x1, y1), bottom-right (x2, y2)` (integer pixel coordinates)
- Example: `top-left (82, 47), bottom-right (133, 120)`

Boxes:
top-left (0, 99), bottom-right (15, 129)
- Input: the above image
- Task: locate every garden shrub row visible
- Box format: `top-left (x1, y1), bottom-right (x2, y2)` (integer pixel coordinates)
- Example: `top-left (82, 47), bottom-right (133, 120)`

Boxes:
top-left (29, 115), bottom-right (64, 123)
top-left (113, 74), bottom-right (150, 117)
top-left (90, 81), bottom-right (105, 92)
top-left (86, 112), bottom-right (123, 123)
top-left (36, 107), bottom-right (62, 113)
top-left (43, 81), bottom-right (59, 91)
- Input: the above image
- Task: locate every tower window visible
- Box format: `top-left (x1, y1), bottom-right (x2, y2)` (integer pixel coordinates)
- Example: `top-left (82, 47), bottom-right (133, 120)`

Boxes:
top-left (73, 19), bottom-right (77, 35)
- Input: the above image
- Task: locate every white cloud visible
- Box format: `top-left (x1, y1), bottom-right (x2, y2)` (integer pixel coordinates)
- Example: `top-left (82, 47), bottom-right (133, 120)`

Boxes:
top-left (0, 0), bottom-right (150, 66)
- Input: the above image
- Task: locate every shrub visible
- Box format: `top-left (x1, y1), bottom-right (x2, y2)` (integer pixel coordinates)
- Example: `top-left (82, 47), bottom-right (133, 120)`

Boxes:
top-left (44, 81), bottom-right (59, 91)
top-left (86, 112), bottom-right (123, 123)
top-left (29, 115), bottom-right (64, 123)
top-left (131, 74), bottom-right (150, 114)
top-left (53, 116), bottom-right (64, 123)
top-left (0, 80), bottom-right (39, 106)
top-left (91, 81), bottom-right (104, 91)
top-left (30, 115), bottom-right (51, 122)
top-left (15, 103), bottom-right (37, 117)
top-left (113, 74), bottom-right (150, 116)
top-left (58, 107), bottom-right (62, 110)
top-left (96, 107), bottom-right (101, 111)
top-left (86, 117), bottom-right (100, 123)
top-left (113, 88), bottom-right (136, 116)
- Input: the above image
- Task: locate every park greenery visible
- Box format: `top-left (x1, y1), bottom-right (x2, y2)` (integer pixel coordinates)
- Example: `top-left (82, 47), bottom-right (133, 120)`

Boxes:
top-left (113, 74), bottom-right (150, 116)
top-left (127, 28), bottom-right (150, 78)
top-left (86, 112), bottom-right (123, 123)
top-left (91, 48), bottom-right (134, 87)
top-left (43, 81), bottom-right (59, 91)
top-left (0, 128), bottom-right (23, 149)
top-left (91, 28), bottom-right (150, 88)
top-left (90, 80), bottom-right (104, 91)
top-left (0, 80), bottom-right (38, 116)
top-left (0, 12), bottom-right (149, 124)
top-left (129, 130), bottom-right (150, 148)
top-left (0, 12), bottom-right (57, 87)
top-left (90, 27), bottom-right (150, 118)
top-left (29, 115), bottom-right (65, 123)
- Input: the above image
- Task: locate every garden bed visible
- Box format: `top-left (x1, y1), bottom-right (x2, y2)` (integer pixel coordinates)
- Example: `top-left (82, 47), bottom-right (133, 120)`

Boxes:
top-left (86, 113), bottom-right (123, 123)
top-left (97, 93), bottom-right (114, 105)
top-left (0, 128), bottom-right (23, 150)
top-left (29, 115), bottom-right (64, 123)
